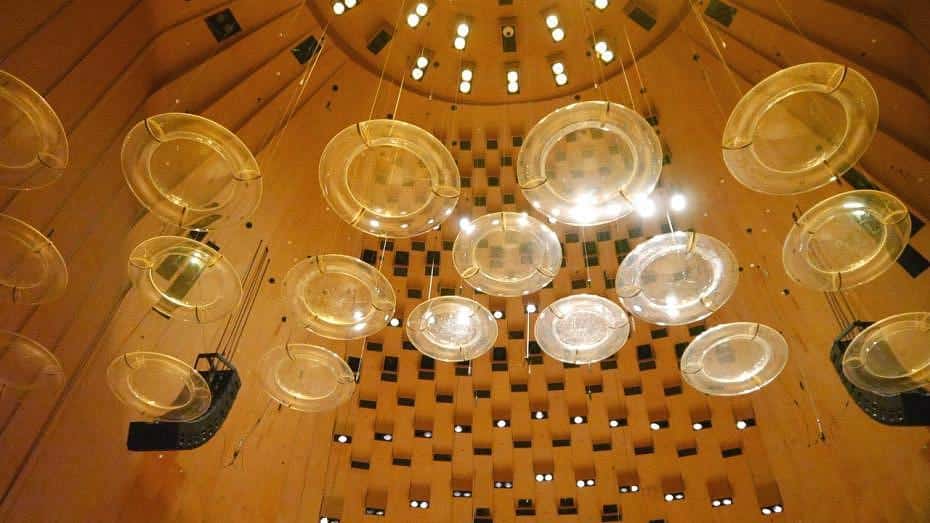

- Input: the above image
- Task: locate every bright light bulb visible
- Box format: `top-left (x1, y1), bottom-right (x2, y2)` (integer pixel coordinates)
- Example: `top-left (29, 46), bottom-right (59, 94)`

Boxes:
top-left (496, 419), bottom-right (507, 428)
top-left (736, 420), bottom-right (748, 430)
top-left (665, 494), bottom-right (674, 502)
top-left (545, 14), bottom-right (560, 29)
top-left (344, 0), bottom-right (356, 7)
top-left (586, 479), bottom-right (595, 486)
top-left (576, 480), bottom-right (585, 488)
top-left (332, 2), bottom-right (346, 15)
top-left (544, 474), bottom-right (553, 481)
top-left (454, 36), bottom-right (466, 50)
top-left (525, 303), bottom-right (537, 314)
top-left (634, 195), bottom-right (657, 217)
top-left (609, 419), bottom-right (619, 428)
top-left (773, 505), bottom-right (782, 513)
top-left (551, 27), bottom-right (565, 42)
top-left (507, 70), bottom-right (519, 82)
top-left (573, 416), bottom-right (583, 424)
top-left (389, 318), bottom-right (400, 327)
top-left (459, 81), bottom-right (471, 94)
top-left (535, 474), bottom-right (544, 482)
top-left (631, 485), bottom-right (639, 492)
top-left (600, 50), bottom-right (615, 62)
top-left (507, 81), bottom-right (519, 93)
top-left (594, 0), bottom-right (609, 9)
top-left (407, 13), bottom-right (420, 27)
top-left (460, 68), bottom-right (473, 81)
top-left (535, 411), bottom-right (545, 419)
top-left (456, 22), bottom-right (470, 37)
top-left (411, 67), bottom-right (424, 80)
top-left (650, 422), bottom-right (660, 431)
top-left (416, 56), bottom-right (429, 68)
top-left (670, 193), bottom-right (687, 212)
top-left (551, 62), bottom-right (565, 74)
top-left (415, 2), bottom-right (429, 16)
top-left (712, 500), bottom-right (722, 507)
top-left (493, 310), bottom-right (503, 319)
top-left (595, 41), bottom-right (608, 54)
top-left (692, 422), bottom-right (703, 430)
top-left (724, 498), bottom-right (733, 506)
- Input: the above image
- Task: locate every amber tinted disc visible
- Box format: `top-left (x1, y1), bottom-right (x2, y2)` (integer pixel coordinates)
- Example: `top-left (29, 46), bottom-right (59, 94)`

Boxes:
top-left (843, 312), bottom-right (930, 396)
top-left (517, 101), bottom-right (662, 226)
top-left (783, 190), bottom-right (910, 291)
top-left (284, 255), bottom-right (396, 340)
top-left (453, 212), bottom-right (562, 297)
top-left (0, 330), bottom-right (63, 391)
top-left (722, 63), bottom-right (878, 194)
top-left (534, 294), bottom-right (630, 364)
top-left (406, 296), bottom-right (498, 362)
top-left (0, 71), bottom-right (69, 190)
top-left (319, 119), bottom-right (461, 238)
top-left (617, 232), bottom-right (739, 326)
top-left (0, 213), bottom-right (68, 305)
top-left (128, 236), bottom-right (242, 324)
top-left (257, 344), bottom-right (356, 412)
top-left (106, 352), bottom-right (211, 421)
top-left (681, 323), bottom-right (789, 396)
top-left (122, 113), bottom-right (262, 231)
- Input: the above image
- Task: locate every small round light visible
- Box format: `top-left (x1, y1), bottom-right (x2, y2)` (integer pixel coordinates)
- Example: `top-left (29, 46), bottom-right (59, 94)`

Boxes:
top-left (535, 474), bottom-right (545, 482)
top-left (609, 419), bottom-right (619, 428)
top-left (456, 22), bottom-right (470, 37)
top-left (585, 479), bottom-right (595, 486)
top-left (525, 303), bottom-right (537, 314)
top-left (551, 62), bottom-right (565, 74)
top-left (573, 415), bottom-right (584, 424)
top-left (650, 422), bottom-right (661, 431)
top-left (773, 505), bottom-right (782, 513)
top-left (545, 14), bottom-right (560, 29)
top-left (420, 501), bottom-right (429, 509)
top-left (762, 508), bottom-right (772, 515)
top-left (620, 487), bottom-right (629, 493)
top-left (723, 498), bottom-right (733, 506)
top-left (390, 318), bottom-right (400, 327)
top-left (631, 485), bottom-right (639, 492)
top-left (493, 310), bottom-right (504, 319)
top-left (411, 68), bottom-right (424, 80)
top-left (551, 27), bottom-right (565, 42)
top-left (454, 37), bottom-right (466, 50)
top-left (337, 435), bottom-right (348, 443)
top-left (555, 73), bottom-right (568, 86)
top-left (407, 13), bottom-right (420, 27)
top-left (507, 70), bottom-right (519, 83)
top-left (692, 422), bottom-right (703, 430)
top-left (601, 50), bottom-right (615, 62)
top-left (344, 0), bottom-right (357, 7)
top-left (416, 56), bottom-right (429, 69)
top-left (383, 433), bottom-right (392, 441)
top-left (576, 480), bottom-right (585, 488)
top-left (670, 193), bottom-right (687, 212)
top-left (459, 81), bottom-right (471, 94)
top-left (415, 2), bottom-right (429, 16)
top-left (507, 81), bottom-right (519, 94)
top-left (595, 0), bottom-right (609, 8)
top-left (332, 2), bottom-right (345, 15)
top-left (736, 420), bottom-right (748, 430)
top-left (460, 69), bottom-right (473, 81)
top-left (534, 411), bottom-right (545, 419)
top-left (496, 419), bottom-right (507, 428)
top-left (634, 195), bottom-right (657, 217)
top-left (410, 501), bottom-right (419, 508)
top-left (665, 494), bottom-right (674, 502)
top-left (544, 473), bottom-right (553, 481)
top-left (675, 493), bottom-right (685, 500)
top-left (712, 500), bottom-right (722, 507)
top-left (595, 41), bottom-right (609, 54)
top-left (454, 425), bottom-right (463, 433)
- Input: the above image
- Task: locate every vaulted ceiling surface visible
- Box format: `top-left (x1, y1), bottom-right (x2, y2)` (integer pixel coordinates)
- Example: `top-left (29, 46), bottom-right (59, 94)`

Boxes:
top-left (0, 1), bottom-right (929, 523)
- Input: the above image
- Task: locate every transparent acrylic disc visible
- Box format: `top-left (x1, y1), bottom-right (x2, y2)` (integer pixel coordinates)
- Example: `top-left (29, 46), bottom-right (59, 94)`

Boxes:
top-left (106, 351), bottom-right (212, 421)
top-left (681, 322), bottom-right (789, 396)
top-left (722, 63), bottom-right (878, 194)
top-left (617, 232), bottom-right (739, 326)
top-left (0, 330), bottom-right (63, 391)
top-left (534, 294), bottom-right (630, 364)
top-left (319, 119), bottom-right (461, 238)
top-left (0, 213), bottom-right (68, 304)
top-left (128, 236), bottom-right (242, 324)
top-left (517, 101), bottom-right (662, 226)
top-left (284, 255), bottom-right (396, 340)
top-left (257, 344), bottom-right (356, 412)
top-left (783, 190), bottom-right (910, 291)
top-left (405, 296), bottom-right (498, 362)
top-left (122, 113), bottom-right (262, 231)
top-left (0, 71), bottom-right (69, 190)
top-left (453, 212), bottom-right (562, 297)
top-left (843, 312), bottom-right (930, 396)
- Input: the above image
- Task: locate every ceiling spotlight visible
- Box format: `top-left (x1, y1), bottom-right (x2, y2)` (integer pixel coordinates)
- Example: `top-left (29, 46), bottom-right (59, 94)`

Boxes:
top-left (507, 70), bottom-right (519, 83)
top-left (773, 505), bottom-right (782, 513)
top-left (594, 41), bottom-right (608, 54)
top-left (670, 193), bottom-right (687, 212)
top-left (389, 317), bottom-right (400, 327)
top-left (454, 424), bottom-right (464, 433)
top-left (551, 62), bottom-right (565, 75)
top-left (762, 508), bottom-right (772, 515)
top-left (576, 480), bottom-right (585, 488)
top-left (423, 431), bottom-right (432, 438)
top-left (692, 422), bottom-right (703, 431)
top-left (336, 434), bottom-right (348, 443)
top-left (593, 0), bottom-right (609, 9)
top-left (525, 303), bottom-right (537, 314)
top-left (712, 499), bottom-right (722, 507)
top-left (407, 13), bottom-right (420, 27)
top-left (572, 415), bottom-right (584, 424)
top-left (608, 419), bottom-right (620, 428)
top-left (630, 485), bottom-right (639, 492)
top-left (649, 421), bottom-right (660, 431)
top-left (551, 27), bottom-right (565, 42)
top-left (535, 474), bottom-right (545, 482)
top-left (457, 22), bottom-right (470, 37)
top-left (736, 420), bottom-right (748, 430)
top-left (495, 419), bottom-right (508, 428)
top-left (534, 410), bottom-right (546, 419)
top-left (344, 0), bottom-right (357, 7)
top-left (332, 2), bottom-right (346, 15)
top-left (544, 473), bottom-right (553, 481)
top-left (410, 501), bottom-right (419, 508)
top-left (453, 36), bottom-right (466, 50)
top-left (420, 501), bottom-right (429, 509)
top-left (585, 479), bottom-right (595, 486)
top-left (664, 494), bottom-right (674, 502)
top-left (416, 56), bottom-right (429, 69)
top-left (382, 433), bottom-right (393, 441)
top-left (634, 195), bottom-right (657, 217)
top-left (600, 50), bottom-right (615, 63)
top-left (674, 493), bottom-right (685, 500)
top-left (724, 498), bottom-right (734, 506)
top-left (493, 310), bottom-right (504, 319)
top-left (411, 67), bottom-right (424, 80)
top-left (545, 14), bottom-right (560, 29)
top-left (507, 82), bottom-right (519, 94)
top-left (555, 73), bottom-right (568, 86)
top-left (415, 2), bottom-right (429, 16)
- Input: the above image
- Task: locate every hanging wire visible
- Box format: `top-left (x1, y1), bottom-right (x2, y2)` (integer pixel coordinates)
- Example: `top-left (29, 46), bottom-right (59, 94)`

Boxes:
top-left (224, 398), bottom-right (276, 467)
top-left (772, 0), bottom-right (825, 62)
top-left (687, 0), bottom-right (743, 97)
top-left (620, 19), bottom-right (653, 115)
top-left (368, 0), bottom-right (409, 121)
top-left (575, 0), bottom-right (612, 104)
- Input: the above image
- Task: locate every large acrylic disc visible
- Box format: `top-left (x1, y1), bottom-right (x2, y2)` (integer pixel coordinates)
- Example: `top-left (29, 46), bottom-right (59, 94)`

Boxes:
top-left (106, 352), bottom-right (212, 421)
top-left (319, 119), bottom-right (460, 238)
top-left (405, 296), bottom-right (498, 362)
top-left (843, 312), bottom-right (930, 396)
top-left (680, 322), bottom-right (788, 396)
top-left (783, 190), bottom-right (910, 291)
top-left (122, 113), bottom-right (262, 231)
top-left (0, 71), bottom-right (69, 190)
top-left (128, 236), bottom-right (242, 324)
top-left (0, 213), bottom-right (68, 304)
top-left (453, 212), bottom-right (562, 297)
top-left (722, 63), bottom-right (878, 194)
top-left (0, 330), bottom-right (63, 391)
top-left (257, 344), bottom-right (356, 412)
top-left (617, 232), bottom-right (738, 326)
top-left (517, 101), bottom-right (662, 226)
top-left (534, 294), bottom-right (630, 364)
top-left (284, 255), bottom-right (396, 340)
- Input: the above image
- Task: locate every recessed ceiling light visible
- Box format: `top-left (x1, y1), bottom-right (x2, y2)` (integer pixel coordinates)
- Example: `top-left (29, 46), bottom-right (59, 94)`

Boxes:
top-left (456, 22), bottom-right (470, 37)
top-left (415, 2), bottom-right (429, 16)
top-left (545, 14), bottom-right (560, 29)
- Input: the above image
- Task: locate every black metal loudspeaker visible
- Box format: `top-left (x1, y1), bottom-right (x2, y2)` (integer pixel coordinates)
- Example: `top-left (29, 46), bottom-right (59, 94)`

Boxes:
top-left (127, 353), bottom-right (241, 451)
top-left (830, 322), bottom-right (930, 426)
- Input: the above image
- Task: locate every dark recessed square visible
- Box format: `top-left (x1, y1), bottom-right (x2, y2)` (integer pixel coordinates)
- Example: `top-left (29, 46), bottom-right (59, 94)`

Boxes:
top-left (475, 389), bottom-right (491, 399)
top-left (636, 344), bottom-right (654, 360)
top-left (689, 325), bottom-right (707, 337)
top-left (367, 28), bottom-right (393, 55)
top-left (513, 440), bottom-right (531, 448)
top-left (651, 328), bottom-right (668, 339)
top-left (397, 397), bottom-right (415, 407)
top-left (460, 139), bottom-right (472, 150)
top-left (600, 359), bottom-right (618, 370)
top-left (548, 382), bottom-right (565, 391)
top-left (722, 446), bottom-right (743, 458)
top-left (361, 249), bottom-right (377, 265)
top-left (664, 385), bottom-right (683, 396)
top-left (677, 447), bottom-right (698, 457)
top-left (898, 244), bottom-right (929, 277)
top-left (433, 453), bottom-right (452, 461)
top-left (417, 370), bottom-right (434, 380)
top-left (407, 288), bottom-right (422, 299)
top-left (552, 438), bottom-right (571, 447)
top-left (593, 442), bottom-right (612, 452)
top-left (474, 447), bottom-right (492, 455)
top-left (638, 360), bottom-right (657, 371)
top-left (487, 139), bottom-right (498, 150)
top-left (359, 399), bottom-right (377, 409)
top-left (511, 383), bottom-right (528, 392)
top-left (633, 445), bottom-right (654, 455)
top-left (412, 241), bottom-right (426, 251)
top-left (436, 394), bottom-right (453, 403)
top-left (624, 385), bottom-right (642, 396)
top-left (291, 35), bottom-right (320, 65)
top-left (204, 9), bottom-right (241, 43)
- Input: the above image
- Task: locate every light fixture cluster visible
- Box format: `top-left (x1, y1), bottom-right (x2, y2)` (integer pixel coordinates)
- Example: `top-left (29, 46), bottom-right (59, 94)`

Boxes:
top-left (649, 420), bottom-right (669, 431)
top-left (592, 0), bottom-right (610, 9)
top-left (375, 432), bottom-right (393, 442)
top-left (494, 418), bottom-right (510, 428)
top-left (459, 65), bottom-right (474, 94)
top-left (534, 473), bottom-right (554, 482)
top-left (452, 490), bottom-right (473, 498)
top-left (406, 2), bottom-right (430, 27)
top-left (608, 418), bottom-right (626, 428)
top-left (331, 0), bottom-right (358, 15)
top-left (664, 492), bottom-right (686, 502)
top-left (550, 60), bottom-right (568, 86)
top-left (634, 192), bottom-right (687, 218)
top-left (736, 418), bottom-right (756, 430)
top-left (409, 500), bottom-right (430, 509)
top-left (544, 12), bottom-right (565, 42)
top-left (453, 423), bottom-right (472, 433)
top-left (505, 65), bottom-right (520, 94)
top-left (454, 20), bottom-right (471, 50)
top-left (319, 517), bottom-right (340, 523)
top-left (576, 479), bottom-right (596, 488)
top-left (593, 39), bottom-right (615, 63)
top-left (571, 415), bottom-right (587, 425)
top-left (692, 419), bottom-right (712, 431)
top-left (411, 51), bottom-right (432, 81)
top-left (618, 484), bottom-right (640, 494)
top-left (364, 508), bottom-right (386, 516)
top-left (415, 429), bottom-right (433, 438)
top-left (712, 497), bottom-right (734, 507)
top-left (761, 504), bottom-right (784, 515)
top-left (493, 481), bottom-right (514, 489)
top-left (334, 433), bottom-right (351, 444)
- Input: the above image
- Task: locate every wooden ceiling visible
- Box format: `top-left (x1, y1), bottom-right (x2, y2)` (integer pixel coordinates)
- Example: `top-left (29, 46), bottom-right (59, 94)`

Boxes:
top-left (0, 1), bottom-right (929, 522)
